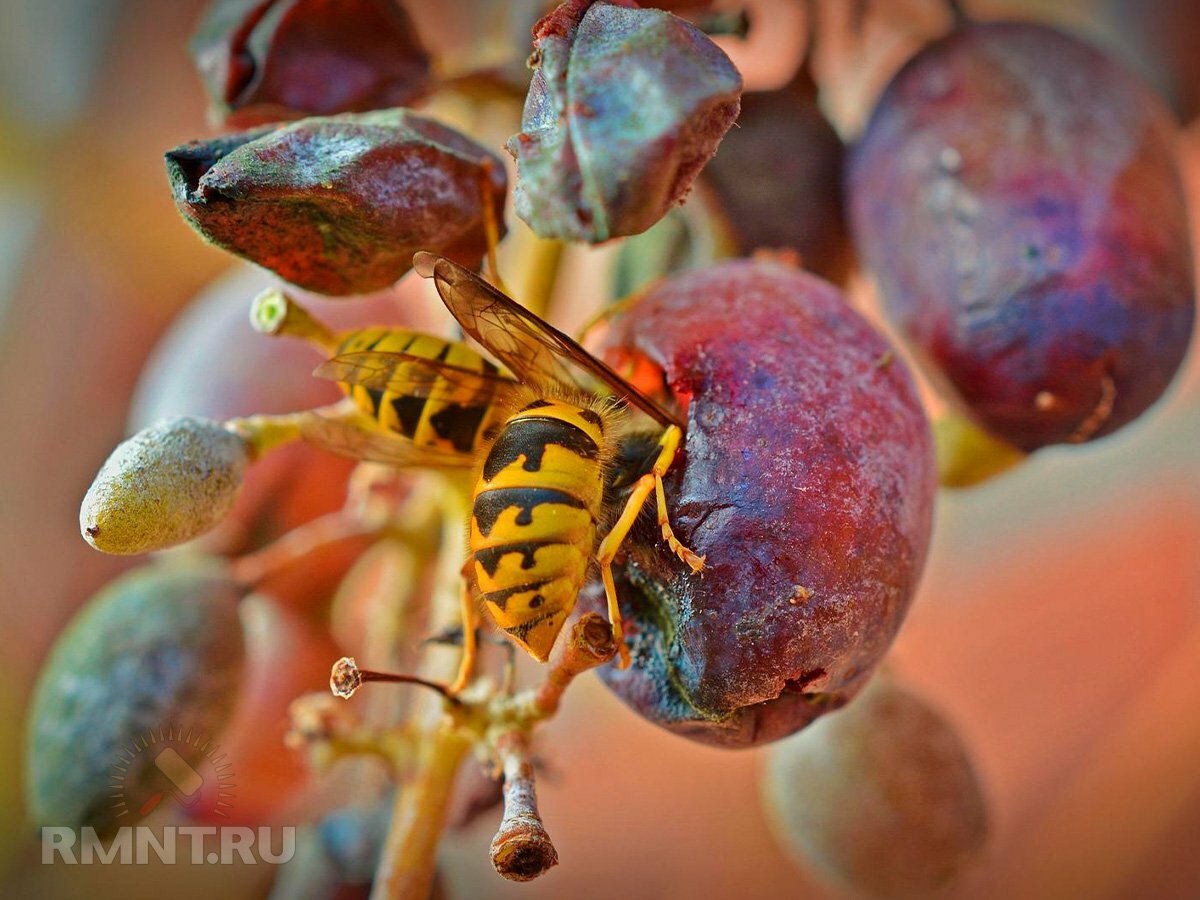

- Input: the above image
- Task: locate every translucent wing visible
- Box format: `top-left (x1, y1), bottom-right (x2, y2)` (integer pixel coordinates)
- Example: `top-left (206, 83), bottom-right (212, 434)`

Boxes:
top-left (413, 252), bottom-right (683, 429)
top-left (315, 350), bottom-right (521, 403)
top-left (299, 407), bottom-right (475, 469)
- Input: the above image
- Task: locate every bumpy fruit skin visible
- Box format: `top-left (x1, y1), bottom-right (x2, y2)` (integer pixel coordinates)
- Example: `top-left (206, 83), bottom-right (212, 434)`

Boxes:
top-left (80, 416), bottom-right (250, 555)
top-left (762, 678), bottom-right (988, 896)
top-left (848, 22), bottom-right (1195, 452)
top-left (190, 0), bottom-right (430, 126)
top-left (590, 260), bottom-right (935, 747)
top-left (165, 110), bottom-right (507, 295)
top-left (507, 0), bottom-right (742, 243)
top-left (25, 563), bottom-right (244, 829)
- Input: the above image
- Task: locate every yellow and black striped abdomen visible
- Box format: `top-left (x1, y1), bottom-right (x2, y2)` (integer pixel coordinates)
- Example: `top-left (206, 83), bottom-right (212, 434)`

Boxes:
top-left (469, 398), bottom-right (609, 661)
top-left (335, 328), bottom-right (506, 456)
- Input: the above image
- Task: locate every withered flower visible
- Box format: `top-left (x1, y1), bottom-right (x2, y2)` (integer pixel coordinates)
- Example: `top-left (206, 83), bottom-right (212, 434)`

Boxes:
top-left (507, 0), bottom-right (742, 243)
top-left (190, 0), bottom-right (430, 126)
top-left (165, 109), bottom-right (507, 295)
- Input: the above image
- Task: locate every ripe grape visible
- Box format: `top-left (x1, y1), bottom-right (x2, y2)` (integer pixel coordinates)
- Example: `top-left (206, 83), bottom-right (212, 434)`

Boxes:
top-left (589, 260), bottom-right (935, 747)
top-left (763, 677), bottom-right (988, 896)
top-left (848, 22), bottom-right (1195, 451)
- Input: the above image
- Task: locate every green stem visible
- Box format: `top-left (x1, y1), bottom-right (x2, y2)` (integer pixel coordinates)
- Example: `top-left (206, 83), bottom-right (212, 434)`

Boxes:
top-left (370, 725), bottom-right (471, 900)
top-left (370, 472), bottom-right (473, 900)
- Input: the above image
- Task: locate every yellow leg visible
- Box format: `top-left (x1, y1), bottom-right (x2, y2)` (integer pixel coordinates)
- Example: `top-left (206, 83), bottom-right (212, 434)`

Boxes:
top-left (447, 582), bottom-right (478, 696)
top-left (595, 426), bottom-right (706, 669)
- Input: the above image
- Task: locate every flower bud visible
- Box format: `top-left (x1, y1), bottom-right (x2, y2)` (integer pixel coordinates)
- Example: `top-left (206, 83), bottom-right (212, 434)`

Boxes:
top-left (762, 678), bottom-right (989, 896)
top-left (190, 0), bottom-right (430, 127)
top-left (507, 0), bottom-right (742, 243)
top-left (26, 562), bottom-right (245, 830)
top-left (166, 110), bottom-right (508, 295)
top-left (81, 417), bottom-right (250, 555)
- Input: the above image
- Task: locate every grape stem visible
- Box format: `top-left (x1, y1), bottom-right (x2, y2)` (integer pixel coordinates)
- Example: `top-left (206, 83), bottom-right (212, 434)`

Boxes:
top-left (227, 510), bottom-right (375, 588)
top-left (490, 730), bottom-right (557, 881)
top-left (372, 725), bottom-right (472, 900)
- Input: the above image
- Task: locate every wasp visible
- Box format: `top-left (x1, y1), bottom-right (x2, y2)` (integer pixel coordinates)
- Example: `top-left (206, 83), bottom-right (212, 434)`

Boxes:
top-left (250, 288), bottom-right (514, 468)
top-left (282, 255), bottom-right (705, 693)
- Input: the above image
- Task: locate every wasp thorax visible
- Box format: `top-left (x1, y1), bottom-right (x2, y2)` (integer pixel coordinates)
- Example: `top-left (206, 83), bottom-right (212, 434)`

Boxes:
top-left (80, 416), bottom-right (250, 555)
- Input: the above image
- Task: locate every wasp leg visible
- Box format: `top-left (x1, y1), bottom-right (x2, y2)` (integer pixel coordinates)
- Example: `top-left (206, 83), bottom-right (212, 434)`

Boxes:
top-left (447, 581), bottom-right (479, 696)
top-left (596, 426), bottom-right (705, 669)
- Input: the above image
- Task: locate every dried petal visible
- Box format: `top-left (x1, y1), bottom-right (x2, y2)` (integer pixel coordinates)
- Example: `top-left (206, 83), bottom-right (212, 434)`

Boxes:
top-left (507, 0), bottom-right (742, 243)
top-left (81, 417), bottom-right (250, 555)
top-left (190, 0), bottom-right (430, 126)
top-left (25, 562), bottom-right (245, 829)
top-left (165, 110), bottom-right (507, 295)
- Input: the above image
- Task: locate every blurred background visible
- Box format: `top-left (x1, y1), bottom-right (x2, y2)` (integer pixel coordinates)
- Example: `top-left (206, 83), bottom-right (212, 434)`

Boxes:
top-left (0, 0), bottom-right (1197, 897)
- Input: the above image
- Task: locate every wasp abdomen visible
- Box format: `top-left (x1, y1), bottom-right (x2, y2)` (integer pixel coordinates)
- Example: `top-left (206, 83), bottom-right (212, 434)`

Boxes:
top-left (469, 400), bottom-right (608, 660)
top-left (334, 328), bottom-right (503, 454)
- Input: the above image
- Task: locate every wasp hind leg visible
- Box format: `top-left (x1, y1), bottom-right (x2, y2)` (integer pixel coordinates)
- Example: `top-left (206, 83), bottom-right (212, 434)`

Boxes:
top-left (447, 581), bottom-right (479, 696)
top-left (596, 425), bottom-right (706, 669)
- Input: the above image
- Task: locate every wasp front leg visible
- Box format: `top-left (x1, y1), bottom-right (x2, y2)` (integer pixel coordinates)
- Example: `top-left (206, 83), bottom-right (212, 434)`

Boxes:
top-left (447, 580), bottom-right (479, 696)
top-left (596, 425), bottom-right (705, 669)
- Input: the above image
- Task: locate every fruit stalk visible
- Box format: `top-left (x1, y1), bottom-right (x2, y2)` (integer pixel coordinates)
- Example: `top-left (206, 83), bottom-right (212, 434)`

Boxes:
top-left (372, 725), bottom-right (472, 900)
top-left (371, 473), bottom-right (473, 900)
top-left (489, 730), bottom-right (558, 881)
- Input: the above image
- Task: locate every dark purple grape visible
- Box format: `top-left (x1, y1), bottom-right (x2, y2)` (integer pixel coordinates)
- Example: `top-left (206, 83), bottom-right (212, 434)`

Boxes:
top-left (189, 0), bottom-right (430, 126)
top-left (589, 260), bottom-right (935, 748)
top-left (704, 70), bottom-right (853, 284)
top-left (849, 22), bottom-right (1195, 451)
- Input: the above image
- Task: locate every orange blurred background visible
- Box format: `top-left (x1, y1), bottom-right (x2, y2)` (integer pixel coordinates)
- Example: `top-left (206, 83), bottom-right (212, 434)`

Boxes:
top-left (0, 1), bottom-right (1197, 898)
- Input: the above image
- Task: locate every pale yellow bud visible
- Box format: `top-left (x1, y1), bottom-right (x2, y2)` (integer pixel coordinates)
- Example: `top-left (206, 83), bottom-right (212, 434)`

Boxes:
top-left (80, 416), bottom-right (249, 555)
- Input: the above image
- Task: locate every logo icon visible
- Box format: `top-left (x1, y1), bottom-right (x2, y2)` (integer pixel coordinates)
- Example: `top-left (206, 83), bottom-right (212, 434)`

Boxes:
top-left (109, 726), bottom-right (235, 821)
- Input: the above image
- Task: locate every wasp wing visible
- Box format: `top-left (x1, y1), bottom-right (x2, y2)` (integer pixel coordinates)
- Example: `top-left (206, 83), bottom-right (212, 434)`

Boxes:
top-left (315, 350), bottom-right (520, 402)
top-left (413, 252), bottom-right (683, 429)
top-left (299, 407), bottom-right (476, 469)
